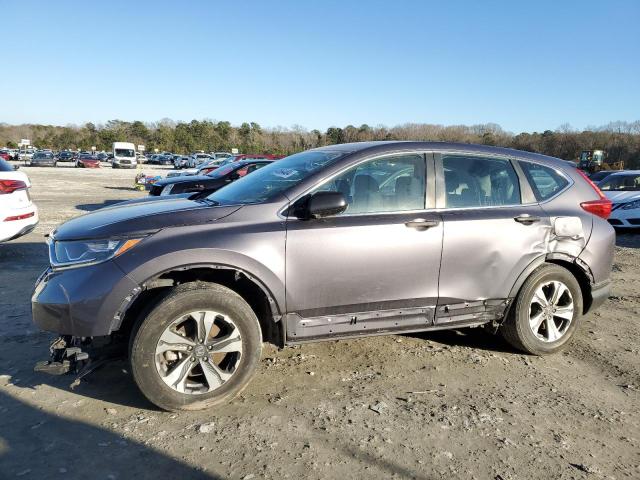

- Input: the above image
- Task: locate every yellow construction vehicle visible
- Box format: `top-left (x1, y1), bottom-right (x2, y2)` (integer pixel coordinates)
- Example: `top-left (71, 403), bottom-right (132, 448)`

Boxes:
top-left (577, 150), bottom-right (624, 174)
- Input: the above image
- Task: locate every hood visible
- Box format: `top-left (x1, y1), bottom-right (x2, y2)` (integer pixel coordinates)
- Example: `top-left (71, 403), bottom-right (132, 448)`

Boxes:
top-left (153, 174), bottom-right (218, 187)
top-left (52, 197), bottom-right (242, 241)
top-left (603, 190), bottom-right (640, 203)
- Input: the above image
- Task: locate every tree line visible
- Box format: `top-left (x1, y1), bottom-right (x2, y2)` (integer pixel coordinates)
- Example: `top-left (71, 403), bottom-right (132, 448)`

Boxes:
top-left (1, 119), bottom-right (639, 168)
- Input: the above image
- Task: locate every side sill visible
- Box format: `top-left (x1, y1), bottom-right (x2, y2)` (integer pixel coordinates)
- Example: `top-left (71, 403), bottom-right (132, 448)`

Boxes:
top-left (286, 319), bottom-right (490, 345)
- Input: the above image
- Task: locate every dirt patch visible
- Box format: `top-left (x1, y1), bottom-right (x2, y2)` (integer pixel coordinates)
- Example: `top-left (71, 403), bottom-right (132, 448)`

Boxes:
top-left (1, 166), bottom-right (639, 479)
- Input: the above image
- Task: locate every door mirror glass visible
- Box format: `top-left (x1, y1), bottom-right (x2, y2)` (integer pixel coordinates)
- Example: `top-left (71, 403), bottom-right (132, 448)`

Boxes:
top-left (297, 191), bottom-right (347, 219)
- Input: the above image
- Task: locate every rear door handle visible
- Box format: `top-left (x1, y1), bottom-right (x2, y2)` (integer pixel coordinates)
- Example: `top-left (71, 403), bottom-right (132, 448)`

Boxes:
top-left (514, 214), bottom-right (541, 225)
top-left (405, 218), bottom-right (440, 229)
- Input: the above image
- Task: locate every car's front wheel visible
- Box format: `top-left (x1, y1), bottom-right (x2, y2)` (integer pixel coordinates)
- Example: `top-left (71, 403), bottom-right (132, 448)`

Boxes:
top-left (129, 282), bottom-right (262, 411)
top-left (501, 264), bottom-right (583, 355)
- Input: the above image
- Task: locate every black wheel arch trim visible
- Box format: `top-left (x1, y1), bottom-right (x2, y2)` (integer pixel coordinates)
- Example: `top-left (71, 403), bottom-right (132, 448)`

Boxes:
top-left (109, 262), bottom-right (283, 334)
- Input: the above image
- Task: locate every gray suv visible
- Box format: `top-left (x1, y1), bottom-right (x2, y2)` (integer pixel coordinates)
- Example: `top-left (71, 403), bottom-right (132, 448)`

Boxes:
top-left (32, 142), bottom-right (615, 411)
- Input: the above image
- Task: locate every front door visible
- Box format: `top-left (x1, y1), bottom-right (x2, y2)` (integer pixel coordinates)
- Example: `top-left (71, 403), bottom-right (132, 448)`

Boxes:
top-left (284, 152), bottom-right (443, 341)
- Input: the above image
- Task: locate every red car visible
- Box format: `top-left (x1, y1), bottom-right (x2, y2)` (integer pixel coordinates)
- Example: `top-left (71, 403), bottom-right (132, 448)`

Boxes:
top-left (198, 154), bottom-right (285, 175)
top-left (0, 151), bottom-right (11, 161)
top-left (75, 153), bottom-right (100, 168)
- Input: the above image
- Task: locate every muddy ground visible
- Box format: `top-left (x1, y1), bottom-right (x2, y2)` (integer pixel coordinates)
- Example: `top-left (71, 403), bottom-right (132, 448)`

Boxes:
top-left (1, 165), bottom-right (639, 480)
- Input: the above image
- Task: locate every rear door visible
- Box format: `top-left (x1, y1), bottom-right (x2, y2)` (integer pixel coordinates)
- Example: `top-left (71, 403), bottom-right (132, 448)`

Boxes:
top-left (435, 152), bottom-right (550, 324)
top-left (284, 152), bottom-right (443, 341)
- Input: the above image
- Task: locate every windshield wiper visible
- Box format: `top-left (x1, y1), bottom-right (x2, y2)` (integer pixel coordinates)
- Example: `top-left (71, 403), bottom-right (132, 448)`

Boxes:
top-left (195, 197), bottom-right (220, 206)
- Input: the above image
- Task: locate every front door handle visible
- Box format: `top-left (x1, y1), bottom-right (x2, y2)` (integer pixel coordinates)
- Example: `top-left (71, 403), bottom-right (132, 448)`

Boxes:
top-left (405, 218), bottom-right (440, 229)
top-left (514, 214), bottom-right (541, 225)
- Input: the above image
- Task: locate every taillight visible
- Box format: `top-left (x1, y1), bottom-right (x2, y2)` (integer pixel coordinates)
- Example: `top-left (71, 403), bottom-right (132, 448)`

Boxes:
top-left (576, 169), bottom-right (612, 219)
top-left (0, 179), bottom-right (27, 194)
top-left (4, 211), bottom-right (35, 222)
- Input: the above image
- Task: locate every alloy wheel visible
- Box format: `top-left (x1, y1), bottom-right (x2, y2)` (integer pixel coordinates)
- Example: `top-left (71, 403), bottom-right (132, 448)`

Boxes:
top-left (528, 280), bottom-right (574, 342)
top-left (154, 311), bottom-right (243, 394)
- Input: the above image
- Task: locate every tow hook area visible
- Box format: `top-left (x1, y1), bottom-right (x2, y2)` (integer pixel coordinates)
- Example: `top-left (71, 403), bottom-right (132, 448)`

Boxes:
top-left (34, 335), bottom-right (127, 388)
top-left (34, 335), bottom-right (89, 376)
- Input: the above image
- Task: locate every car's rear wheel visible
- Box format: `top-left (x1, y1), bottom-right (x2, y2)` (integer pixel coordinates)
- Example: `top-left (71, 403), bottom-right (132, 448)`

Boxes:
top-left (501, 264), bottom-right (583, 355)
top-left (129, 282), bottom-right (262, 411)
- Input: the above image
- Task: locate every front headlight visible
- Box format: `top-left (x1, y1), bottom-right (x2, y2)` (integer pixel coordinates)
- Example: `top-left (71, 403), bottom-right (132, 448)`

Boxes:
top-left (161, 184), bottom-right (175, 196)
top-left (621, 199), bottom-right (640, 210)
top-left (50, 238), bottom-right (142, 269)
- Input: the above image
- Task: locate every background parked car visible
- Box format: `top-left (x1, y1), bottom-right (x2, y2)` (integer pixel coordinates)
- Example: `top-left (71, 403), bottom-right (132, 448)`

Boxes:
top-left (75, 153), bottom-right (100, 168)
top-left (590, 170), bottom-right (621, 184)
top-left (0, 159), bottom-right (38, 242)
top-left (149, 159), bottom-right (273, 196)
top-left (18, 149), bottom-right (35, 163)
top-left (0, 150), bottom-right (11, 161)
top-left (173, 156), bottom-right (190, 169)
top-left (157, 154), bottom-right (174, 165)
top-left (57, 150), bottom-right (75, 162)
top-left (598, 170), bottom-right (640, 228)
top-left (187, 152), bottom-right (212, 168)
top-left (29, 151), bottom-right (57, 167)
top-left (195, 158), bottom-right (227, 175)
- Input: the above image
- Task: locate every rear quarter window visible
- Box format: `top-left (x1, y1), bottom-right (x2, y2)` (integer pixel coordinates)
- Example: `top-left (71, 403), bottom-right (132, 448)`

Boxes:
top-left (519, 161), bottom-right (569, 201)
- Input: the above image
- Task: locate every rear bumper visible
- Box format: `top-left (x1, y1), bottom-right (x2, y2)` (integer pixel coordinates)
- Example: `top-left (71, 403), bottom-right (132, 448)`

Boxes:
top-left (0, 206), bottom-right (39, 242)
top-left (589, 280), bottom-right (611, 312)
top-left (31, 260), bottom-right (139, 337)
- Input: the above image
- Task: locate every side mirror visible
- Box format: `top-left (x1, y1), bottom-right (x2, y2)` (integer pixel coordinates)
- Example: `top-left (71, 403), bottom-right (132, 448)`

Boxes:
top-left (13, 164), bottom-right (20, 170)
top-left (296, 191), bottom-right (347, 219)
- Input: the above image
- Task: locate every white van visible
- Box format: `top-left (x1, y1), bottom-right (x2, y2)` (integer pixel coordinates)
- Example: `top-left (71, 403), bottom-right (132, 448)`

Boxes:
top-left (112, 142), bottom-right (137, 169)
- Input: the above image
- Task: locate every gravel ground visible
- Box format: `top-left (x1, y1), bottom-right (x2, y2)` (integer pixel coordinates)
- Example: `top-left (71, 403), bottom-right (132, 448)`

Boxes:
top-left (1, 165), bottom-right (639, 480)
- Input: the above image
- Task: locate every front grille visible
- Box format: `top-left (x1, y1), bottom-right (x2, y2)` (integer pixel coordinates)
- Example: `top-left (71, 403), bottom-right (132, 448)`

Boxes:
top-left (628, 219), bottom-right (640, 225)
top-left (608, 219), bottom-right (623, 225)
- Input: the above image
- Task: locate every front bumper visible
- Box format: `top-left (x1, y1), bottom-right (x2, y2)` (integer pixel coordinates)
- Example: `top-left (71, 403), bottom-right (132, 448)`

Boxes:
top-left (31, 260), bottom-right (139, 337)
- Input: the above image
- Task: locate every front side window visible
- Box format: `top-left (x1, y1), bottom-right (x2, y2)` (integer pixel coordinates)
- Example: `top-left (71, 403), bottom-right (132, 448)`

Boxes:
top-left (443, 155), bottom-right (521, 208)
top-left (313, 154), bottom-right (426, 214)
top-left (519, 161), bottom-right (569, 200)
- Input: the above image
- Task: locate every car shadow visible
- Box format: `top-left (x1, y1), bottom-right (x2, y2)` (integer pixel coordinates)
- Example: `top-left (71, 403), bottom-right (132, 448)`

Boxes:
top-left (24, 352), bottom-right (158, 411)
top-left (0, 241), bottom-right (48, 263)
top-left (0, 390), bottom-right (218, 479)
top-left (75, 200), bottom-right (125, 211)
top-left (405, 326), bottom-right (521, 355)
top-left (615, 229), bottom-right (640, 248)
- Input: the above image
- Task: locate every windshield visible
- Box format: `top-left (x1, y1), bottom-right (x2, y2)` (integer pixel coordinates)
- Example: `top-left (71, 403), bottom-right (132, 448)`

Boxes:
top-left (207, 150), bottom-right (345, 205)
top-left (599, 174), bottom-right (640, 191)
top-left (115, 148), bottom-right (135, 157)
top-left (207, 164), bottom-right (236, 178)
top-left (34, 152), bottom-right (53, 159)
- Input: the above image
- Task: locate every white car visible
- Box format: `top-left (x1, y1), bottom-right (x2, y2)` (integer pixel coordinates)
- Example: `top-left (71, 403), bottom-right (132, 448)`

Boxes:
top-left (187, 153), bottom-right (211, 168)
top-left (599, 170), bottom-right (640, 228)
top-left (0, 160), bottom-right (38, 242)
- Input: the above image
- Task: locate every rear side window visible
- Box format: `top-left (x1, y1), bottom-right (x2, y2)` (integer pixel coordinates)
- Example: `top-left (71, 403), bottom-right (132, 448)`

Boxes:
top-left (519, 162), bottom-right (569, 201)
top-left (442, 155), bottom-right (521, 208)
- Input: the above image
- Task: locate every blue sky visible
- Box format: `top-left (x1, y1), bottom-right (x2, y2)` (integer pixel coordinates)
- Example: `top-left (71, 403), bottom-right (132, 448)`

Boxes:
top-left (2, 0), bottom-right (638, 132)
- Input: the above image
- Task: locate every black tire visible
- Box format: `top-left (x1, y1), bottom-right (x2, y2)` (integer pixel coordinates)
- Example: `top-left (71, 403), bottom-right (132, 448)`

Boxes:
top-left (501, 264), bottom-right (583, 355)
top-left (129, 282), bottom-right (262, 411)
